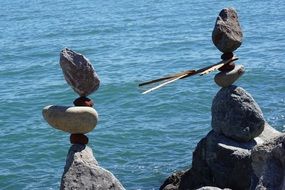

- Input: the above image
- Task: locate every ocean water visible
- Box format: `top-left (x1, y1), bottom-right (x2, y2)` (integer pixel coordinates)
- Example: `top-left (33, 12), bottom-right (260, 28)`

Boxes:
top-left (0, 0), bottom-right (284, 189)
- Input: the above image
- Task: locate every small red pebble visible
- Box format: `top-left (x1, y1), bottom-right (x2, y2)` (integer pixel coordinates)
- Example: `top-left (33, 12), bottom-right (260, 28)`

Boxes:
top-left (218, 62), bottom-right (235, 72)
top-left (70, 134), bottom-right (89, 145)
top-left (221, 52), bottom-right (234, 60)
top-left (73, 97), bottom-right (94, 107)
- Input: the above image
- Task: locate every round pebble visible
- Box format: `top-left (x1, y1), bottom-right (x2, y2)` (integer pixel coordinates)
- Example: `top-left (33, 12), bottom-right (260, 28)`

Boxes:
top-left (70, 134), bottom-right (89, 145)
top-left (73, 97), bottom-right (94, 107)
top-left (221, 52), bottom-right (234, 60)
top-left (218, 62), bottom-right (235, 72)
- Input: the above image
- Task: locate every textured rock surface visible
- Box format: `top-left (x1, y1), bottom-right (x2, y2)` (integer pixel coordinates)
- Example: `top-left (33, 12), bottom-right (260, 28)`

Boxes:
top-left (214, 65), bottom-right (244, 87)
top-left (212, 86), bottom-right (265, 142)
top-left (251, 134), bottom-right (285, 190)
top-left (212, 8), bottom-right (243, 53)
top-left (61, 144), bottom-right (125, 190)
top-left (160, 124), bottom-right (281, 190)
top-left (60, 48), bottom-right (100, 96)
top-left (42, 105), bottom-right (98, 134)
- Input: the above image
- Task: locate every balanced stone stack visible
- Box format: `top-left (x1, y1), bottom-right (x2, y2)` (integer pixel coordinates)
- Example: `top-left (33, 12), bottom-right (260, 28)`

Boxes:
top-left (42, 48), bottom-right (125, 190)
top-left (160, 8), bottom-right (284, 190)
top-left (160, 86), bottom-right (282, 190)
top-left (212, 8), bottom-right (244, 87)
top-left (43, 48), bottom-right (100, 144)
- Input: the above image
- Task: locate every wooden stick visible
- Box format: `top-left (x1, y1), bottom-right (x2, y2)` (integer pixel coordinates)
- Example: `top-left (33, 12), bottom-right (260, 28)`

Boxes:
top-left (138, 70), bottom-right (196, 87)
top-left (142, 73), bottom-right (189, 94)
top-left (140, 57), bottom-right (238, 94)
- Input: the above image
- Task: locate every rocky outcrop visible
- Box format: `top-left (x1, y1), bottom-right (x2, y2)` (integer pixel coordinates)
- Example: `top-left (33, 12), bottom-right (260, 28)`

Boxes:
top-left (61, 144), bottom-right (125, 190)
top-left (251, 135), bottom-right (285, 189)
top-left (160, 86), bottom-right (282, 190)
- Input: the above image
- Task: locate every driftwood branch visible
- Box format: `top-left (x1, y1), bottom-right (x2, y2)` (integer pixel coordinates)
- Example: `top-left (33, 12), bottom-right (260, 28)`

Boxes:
top-left (139, 57), bottom-right (238, 94)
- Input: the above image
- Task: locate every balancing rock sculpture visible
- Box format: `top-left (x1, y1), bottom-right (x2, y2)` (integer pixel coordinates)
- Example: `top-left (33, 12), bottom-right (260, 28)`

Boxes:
top-left (138, 8), bottom-right (245, 93)
top-left (42, 48), bottom-right (125, 190)
top-left (160, 8), bottom-right (284, 190)
top-left (212, 8), bottom-right (244, 88)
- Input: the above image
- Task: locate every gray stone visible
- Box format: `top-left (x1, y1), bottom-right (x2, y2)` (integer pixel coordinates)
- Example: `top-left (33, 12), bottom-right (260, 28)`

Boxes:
top-left (212, 8), bottom-right (243, 53)
top-left (214, 65), bottom-right (245, 87)
top-left (61, 144), bottom-right (125, 190)
top-left (160, 124), bottom-right (281, 190)
top-left (42, 105), bottom-right (98, 134)
top-left (60, 48), bottom-right (100, 97)
top-left (251, 134), bottom-right (285, 190)
top-left (212, 86), bottom-right (265, 142)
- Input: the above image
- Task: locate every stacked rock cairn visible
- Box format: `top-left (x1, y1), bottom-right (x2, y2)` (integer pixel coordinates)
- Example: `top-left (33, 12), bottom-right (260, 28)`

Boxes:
top-left (42, 48), bottom-right (125, 190)
top-left (160, 8), bottom-right (283, 190)
top-left (43, 48), bottom-right (100, 145)
top-left (212, 8), bottom-right (244, 87)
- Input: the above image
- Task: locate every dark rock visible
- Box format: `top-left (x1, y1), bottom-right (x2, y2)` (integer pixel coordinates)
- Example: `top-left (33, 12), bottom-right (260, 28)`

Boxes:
top-left (251, 134), bottom-right (285, 190)
top-left (70, 134), bottom-right (89, 145)
top-left (60, 144), bottom-right (125, 190)
top-left (73, 97), bottom-right (94, 107)
top-left (212, 8), bottom-right (243, 53)
top-left (218, 61), bottom-right (235, 72)
top-left (60, 48), bottom-right (100, 97)
top-left (179, 130), bottom-right (253, 190)
top-left (221, 52), bottom-right (234, 61)
top-left (160, 171), bottom-right (184, 190)
top-left (212, 86), bottom-right (265, 142)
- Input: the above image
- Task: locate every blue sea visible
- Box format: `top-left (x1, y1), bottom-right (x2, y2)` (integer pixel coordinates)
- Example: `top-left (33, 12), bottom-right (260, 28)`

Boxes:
top-left (0, 0), bottom-right (284, 189)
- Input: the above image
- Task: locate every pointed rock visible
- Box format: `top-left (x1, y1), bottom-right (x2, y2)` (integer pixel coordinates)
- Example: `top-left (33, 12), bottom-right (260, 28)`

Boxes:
top-left (212, 8), bottom-right (243, 53)
top-left (61, 145), bottom-right (125, 190)
top-left (60, 48), bottom-right (100, 96)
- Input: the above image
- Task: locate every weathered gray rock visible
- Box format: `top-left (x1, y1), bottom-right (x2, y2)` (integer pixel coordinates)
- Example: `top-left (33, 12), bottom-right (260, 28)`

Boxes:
top-left (212, 86), bottom-right (265, 142)
top-left (214, 65), bottom-right (245, 87)
top-left (251, 134), bottom-right (285, 190)
top-left (42, 105), bottom-right (98, 134)
top-left (60, 48), bottom-right (100, 97)
top-left (61, 144), bottom-right (125, 190)
top-left (160, 123), bottom-right (281, 190)
top-left (212, 8), bottom-right (243, 53)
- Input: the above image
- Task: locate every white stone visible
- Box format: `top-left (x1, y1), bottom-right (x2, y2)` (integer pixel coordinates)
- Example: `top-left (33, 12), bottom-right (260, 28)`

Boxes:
top-left (42, 105), bottom-right (98, 134)
top-left (214, 64), bottom-right (245, 87)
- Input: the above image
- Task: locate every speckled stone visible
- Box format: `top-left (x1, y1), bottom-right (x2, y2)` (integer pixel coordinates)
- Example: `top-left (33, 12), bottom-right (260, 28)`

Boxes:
top-left (60, 48), bottom-right (100, 96)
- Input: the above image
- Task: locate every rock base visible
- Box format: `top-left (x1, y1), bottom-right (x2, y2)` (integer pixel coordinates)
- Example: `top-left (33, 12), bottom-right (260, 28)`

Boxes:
top-left (160, 124), bottom-right (281, 190)
top-left (60, 144), bottom-right (125, 190)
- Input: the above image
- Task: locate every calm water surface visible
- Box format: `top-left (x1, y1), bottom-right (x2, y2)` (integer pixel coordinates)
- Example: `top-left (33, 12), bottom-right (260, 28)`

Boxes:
top-left (0, 0), bottom-right (285, 189)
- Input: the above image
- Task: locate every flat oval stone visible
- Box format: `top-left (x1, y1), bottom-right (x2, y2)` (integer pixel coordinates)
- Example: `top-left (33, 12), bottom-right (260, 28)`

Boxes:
top-left (60, 48), bottom-right (100, 97)
top-left (42, 105), bottom-right (98, 134)
top-left (214, 64), bottom-right (245, 87)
